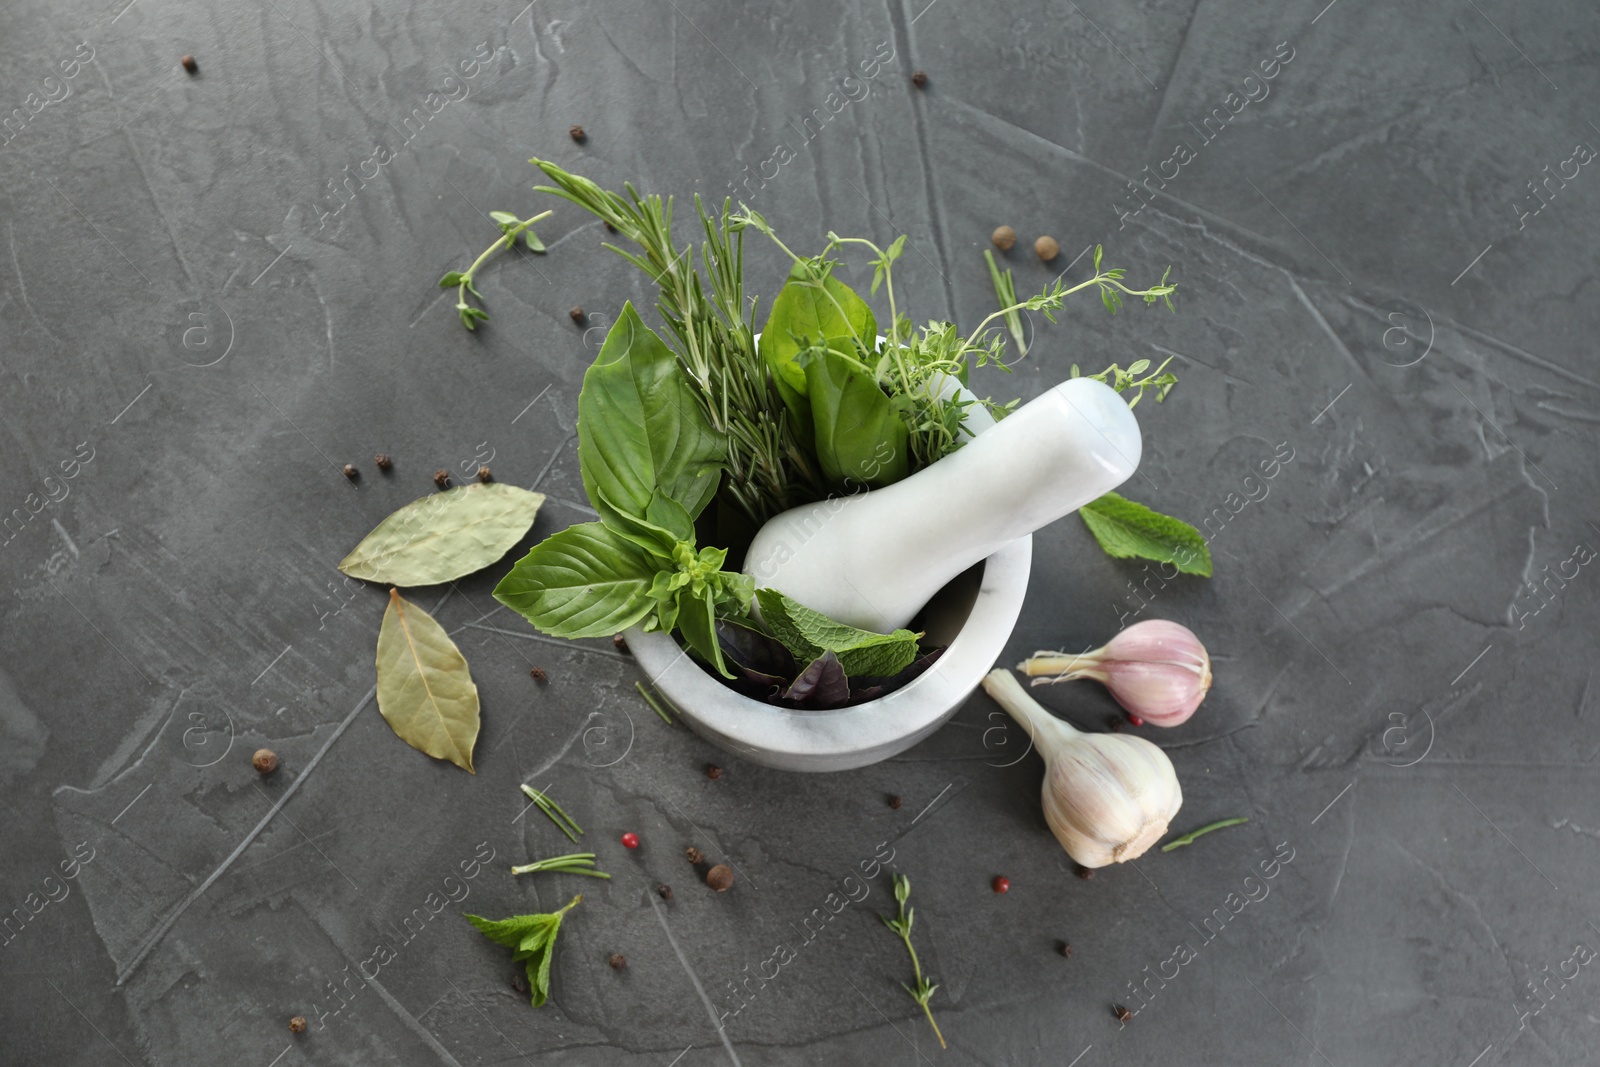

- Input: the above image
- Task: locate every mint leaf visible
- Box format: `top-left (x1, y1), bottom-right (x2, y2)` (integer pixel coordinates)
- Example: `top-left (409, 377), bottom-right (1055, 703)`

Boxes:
top-left (755, 588), bottom-right (920, 677)
top-left (1077, 492), bottom-right (1212, 577)
top-left (466, 895), bottom-right (581, 1008)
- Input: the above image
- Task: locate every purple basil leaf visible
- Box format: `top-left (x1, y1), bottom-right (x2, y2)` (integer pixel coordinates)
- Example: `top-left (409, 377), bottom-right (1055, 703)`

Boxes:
top-left (781, 650), bottom-right (850, 708)
top-left (716, 618), bottom-right (797, 677)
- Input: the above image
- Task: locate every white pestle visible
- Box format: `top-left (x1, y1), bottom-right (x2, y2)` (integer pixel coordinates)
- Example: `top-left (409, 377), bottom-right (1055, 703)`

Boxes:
top-left (742, 377), bottom-right (1142, 633)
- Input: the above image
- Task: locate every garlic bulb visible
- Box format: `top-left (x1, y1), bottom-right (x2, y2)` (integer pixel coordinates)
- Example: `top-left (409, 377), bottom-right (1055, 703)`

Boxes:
top-left (982, 668), bottom-right (1182, 868)
top-left (1020, 619), bottom-right (1211, 727)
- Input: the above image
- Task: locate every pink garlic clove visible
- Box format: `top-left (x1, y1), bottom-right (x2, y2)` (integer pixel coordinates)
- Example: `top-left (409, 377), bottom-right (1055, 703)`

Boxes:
top-left (1019, 619), bottom-right (1211, 728)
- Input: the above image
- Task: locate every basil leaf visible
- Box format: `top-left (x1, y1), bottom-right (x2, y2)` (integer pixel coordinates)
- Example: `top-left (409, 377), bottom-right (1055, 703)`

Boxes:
top-left (493, 522), bottom-right (659, 638)
top-left (754, 588), bottom-right (920, 677)
top-left (799, 346), bottom-right (908, 490)
top-left (578, 302), bottom-right (726, 523)
top-left (338, 484), bottom-right (546, 586)
top-left (716, 617), bottom-right (797, 678)
top-left (599, 488), bottom-right (690, 563)
top-left (375, 589), bottom-right (480, 773)
top-left (782, 650), bottom-right (850, 707)
top-left (759, 264), bottom-right (877, 394)
top-left (675, 584), bottom-right (732, 678)
top-left (1078, 492), bottom-right (1212, 577)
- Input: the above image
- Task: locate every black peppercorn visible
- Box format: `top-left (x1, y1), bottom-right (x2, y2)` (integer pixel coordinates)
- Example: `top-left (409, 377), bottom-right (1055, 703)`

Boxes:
top-left (1077, 865), bottom-right (1095, 881)
top-left (911, 70), bottom-right (928, 88)
top-left (705, 764), bottom-right (723, 780)
top-left (342, 463), bottom-right (359, 480)
top-left (613, 634), bottom-right (630, 654)
top-left (657, 884), bottom-right (673, 900)
top-left (510, 971), bottom-right (528, 994)
top-left (569, 306), bottom-right (585, 324)
top-left (477, 465), bottom-right (492, 483)
top-left (181, 55), bottom-right (198, 74)
top-left (529, 667), bottom-right (547, 682)
top-left (569, 124), bottom-right (586, 142)
top-left (433, 469), bottom-right (450, 490)
top-left (608, 953), bottom-right (626, 970)
top-left (1114, 1004), bottom-right (1133, 1023)
top-left (1059, 941), bottom-right (1073, 958)
top-left (888, 794), bottom-right (903, 810)
top-left (374, 453), bottom-right (392, 472)
top-left (685, 846), bottom-right (704, 865)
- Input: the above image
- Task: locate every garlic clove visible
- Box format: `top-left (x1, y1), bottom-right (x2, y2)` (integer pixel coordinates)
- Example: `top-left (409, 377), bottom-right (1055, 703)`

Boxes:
top-left (983, 669), bottom-right (1182, 868)
top-left (1020, 620), bottom-right (1211, 728)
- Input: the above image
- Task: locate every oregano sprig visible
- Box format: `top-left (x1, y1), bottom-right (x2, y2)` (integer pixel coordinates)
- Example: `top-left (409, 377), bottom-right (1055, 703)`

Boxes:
top-left (439, 209), bottom-right (552, 330)
top-left (881, 873), bottom-right (946, 1049)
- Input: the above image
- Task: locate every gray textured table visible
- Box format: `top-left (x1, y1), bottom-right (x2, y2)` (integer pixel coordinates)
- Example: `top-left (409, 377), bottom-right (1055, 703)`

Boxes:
top-left (4, 1), bottom-right (1597, 1064)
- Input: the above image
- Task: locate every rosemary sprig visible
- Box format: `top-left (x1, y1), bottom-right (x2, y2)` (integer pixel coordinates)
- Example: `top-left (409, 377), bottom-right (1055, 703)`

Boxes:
top-left (983, 249), bottom-right (1026, 357)
top-left (520, 783), bottom-right (583, 843)
top-left (1161, 816), bottom-right (1249, 852)
top-left (439, 210), bottom-right (551, 330)
top-left (634, 681), bottom-right (677, 726)
top-left (511, 852), bottom-right (612, 879)
top-left (529, 160), bottom-right (819, 523)
top-left (881, 873), bottom-right (945, 1049)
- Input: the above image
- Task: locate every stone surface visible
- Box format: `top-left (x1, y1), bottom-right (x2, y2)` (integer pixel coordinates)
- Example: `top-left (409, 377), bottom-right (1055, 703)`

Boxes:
top-left (2, 1), bottom-right (1597, 1065)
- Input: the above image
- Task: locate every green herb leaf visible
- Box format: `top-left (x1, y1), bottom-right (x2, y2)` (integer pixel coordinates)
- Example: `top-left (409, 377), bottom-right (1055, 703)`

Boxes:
top-left (375, 588), bottom-right (480, 773)
top-left (466, 895), bottom-right (582, 1007)
top-left (493, 522), bottom-right (659, 638)
top-left (578, 303), bottom-right (727, 524)
top-left (1078, 492), bottom-right (1212, 577)
top-left (754, 588), bottom-right (920, 677)
top-left (759, 264), bottom-right (877, 394)
top-left (673, 584), bottom-right (730, 677)
top-left (799, 346), bottom-right (908, 490)
top-left (338, 484), bottom-right (546, 586)
top-left (439, 271), bottom-right (466, 288)
top-left (597, 488), bottom-right (691, 563)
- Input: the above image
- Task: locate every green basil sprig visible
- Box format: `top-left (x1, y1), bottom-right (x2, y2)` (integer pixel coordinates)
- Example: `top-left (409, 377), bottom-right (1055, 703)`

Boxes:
top-left (495, 305), bottom-right (750, 676)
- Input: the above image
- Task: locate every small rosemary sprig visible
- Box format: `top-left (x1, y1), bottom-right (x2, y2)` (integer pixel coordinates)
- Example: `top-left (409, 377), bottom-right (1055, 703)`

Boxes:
top-left (530, 160), bottom-right (820, 523)
top-left (881, 873), bottom-right (945, 1049)
top-left (520, 783), bottom-right (583, 843)
top-left (439, 210), bottom-right (551, 330)
top-left (983, 249), bottom-right (1026, 357)
top-left (511, 852), bottom-right (612, 879)
top-left (1161, 816), bottom-right (1249, 852)
top-left (634, 681), bottom-right (677, 725)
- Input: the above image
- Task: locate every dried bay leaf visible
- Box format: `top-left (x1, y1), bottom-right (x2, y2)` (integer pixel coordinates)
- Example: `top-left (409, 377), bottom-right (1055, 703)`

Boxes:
top-left (339, 483), bottom-right (546, 586)
top-left (375, 588), bottom-right (480, 772)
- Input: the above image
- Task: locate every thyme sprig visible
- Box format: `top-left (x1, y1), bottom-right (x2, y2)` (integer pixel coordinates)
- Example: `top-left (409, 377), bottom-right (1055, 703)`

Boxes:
top-left (881, 873), bottom-right (946, 1049)
top-left (735, 210), bottom-right (1179, 467)
top-left (439, 210), bottom-right (551, 330)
